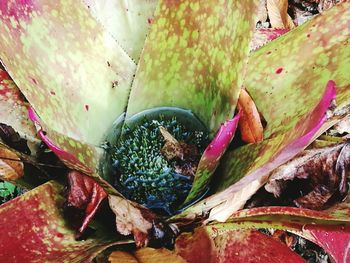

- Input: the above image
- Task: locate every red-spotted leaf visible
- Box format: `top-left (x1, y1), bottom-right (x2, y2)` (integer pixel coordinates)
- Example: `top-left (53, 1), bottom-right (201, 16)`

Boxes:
top-left (228, 202), bottom-right (350, 263)
top-left (178, 80), bottom-right (335, 222)
top-left (83, 0), bottom-right (158, 61)
top-left (175, 226), bottom-right (305, 263)
top-left (250, 28), bottom-right (289, 51)
top-left (125, 0), bottom-right (259, 136)
top-left (66, 170), bottom-right (107, 235)
top-left (0, 181), bottom-right (118, 262)
top-left (237, 89), bottom-right (263, 143)
top-left (0, 67), bottom-right (37, 141)
top-left (245, 1), bottom-right (350, 138)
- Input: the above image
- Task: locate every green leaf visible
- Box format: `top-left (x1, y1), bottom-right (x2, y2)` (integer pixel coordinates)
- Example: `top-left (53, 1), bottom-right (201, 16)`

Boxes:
top-left (84, 0), bottom-right (158, 62)
top-left (245, 2), bottom-right (350, 138)
top-left (0, 181), bottom-right (119, 262)
top-left (0, 181), bottom-right (16, 198)
top-left (0, 0), bottom-right (136, 146)
top-left (125, 0), bottom-right (260, 136)
top-left (0, 67), bottom-right (38, 143)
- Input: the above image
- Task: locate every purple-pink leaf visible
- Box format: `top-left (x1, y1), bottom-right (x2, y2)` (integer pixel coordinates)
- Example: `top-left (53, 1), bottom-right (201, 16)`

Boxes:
top-left (184, 114), bottom-right (240, 204)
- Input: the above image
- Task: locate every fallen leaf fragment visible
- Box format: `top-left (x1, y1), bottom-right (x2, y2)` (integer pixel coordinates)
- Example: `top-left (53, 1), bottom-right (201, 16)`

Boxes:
top-left (108, 195), bottom-right (155, 247)
top-left (109, 248), bottom-right (186, 263)
top-left (108, 251), bottom-right (138, 263)
top-left (334, 115), bottom-right (350, 135)
top-left (0, 123), bottom-right (31, 154)
top-left (267, 0), bottom-right (295, 29)
top-left (135, 248), bottom-right (186, 263)
top-left (256, 0), bottom-right (268, 24)
top-left (237, 89), bottom-right (264, 143)
top-left (160, 126), bottom-right (200, 177)
top-left (66, 170), bottom-right (107, 235)
top-left (265, 142), bottom-right (349, 210)
top-left (175, 226), bottom-right (305, 263)
top-left (0, 146), bottom-right (24, 181)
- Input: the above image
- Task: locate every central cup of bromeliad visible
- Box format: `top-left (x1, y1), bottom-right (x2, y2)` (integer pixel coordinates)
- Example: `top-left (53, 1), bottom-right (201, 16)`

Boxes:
top-left (109, 108), bottom-right (209, 215)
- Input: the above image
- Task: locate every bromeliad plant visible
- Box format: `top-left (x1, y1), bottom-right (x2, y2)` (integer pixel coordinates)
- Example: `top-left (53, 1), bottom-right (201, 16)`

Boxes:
top-left (0, 0), bottom-right (349, 262)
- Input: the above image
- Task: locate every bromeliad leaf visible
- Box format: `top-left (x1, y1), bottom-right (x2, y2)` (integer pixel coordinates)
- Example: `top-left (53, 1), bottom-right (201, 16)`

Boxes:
top-left (125, 0), bottom-right (260, 136)
top-left (179, 80), bottom-right (335, 222)
top-left (84, 0), bottom-right (158, 61)
top-left (175, 226), bottom-right (305, 263)
top-left (0, 0), bottom-right (136, 174)
top-left (0, 181), bottom-right (118, 262)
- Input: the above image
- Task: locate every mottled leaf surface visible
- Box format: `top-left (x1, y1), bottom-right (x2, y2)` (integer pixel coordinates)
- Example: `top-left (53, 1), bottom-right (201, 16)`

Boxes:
top-left (0, 68), bottom-right (36, 140)
top-left (250, 28), bottom-right (289, 51)
top-left (227, 204), bottom-right (350, 263)
top-left (0, 0), bottom-right (135, 146)
top-left (178, 81), bottom-right (335, 222)
top-left (245, 2), bottom-right (350, 138)
top-left (126, 0), bottom-right (259, 135)
top-left (84, 0), bottom-right (158, 61)
top-left (175, 226), bottom-right (305, 263)
top-left (0, 181), bottom-right (118, 263)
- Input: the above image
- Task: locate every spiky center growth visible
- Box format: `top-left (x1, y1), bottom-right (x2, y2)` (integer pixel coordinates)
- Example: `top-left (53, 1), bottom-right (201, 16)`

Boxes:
top-left (111, 117), bottom-right (208, 215)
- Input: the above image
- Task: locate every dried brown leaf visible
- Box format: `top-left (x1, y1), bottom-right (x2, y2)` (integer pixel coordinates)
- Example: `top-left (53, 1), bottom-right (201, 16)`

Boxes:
top-left (0, 147), bottom-right (24, 181)
top-left (135, 248), bottom-right (186, 263)
top-left (256, 0), bottom-right (268, 23)
top-left (334, 115), bottom-right (350, 135)
top-left (237, 89), bottom-right (264, 143)
top-left (160, 126), bottom-right (200, 177)
top-left (108, 248), bottom-right (186, 263)
top-left (267, 0), bottom-right (296, 29)
top-left (108, 195), bottom-right (156, 247)
top-left (265, 142), bottom-right (349, 210)
top-left (108, 251), bottom-right (138, 263)
top-left (66, 170), bottom-right (107, 235)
